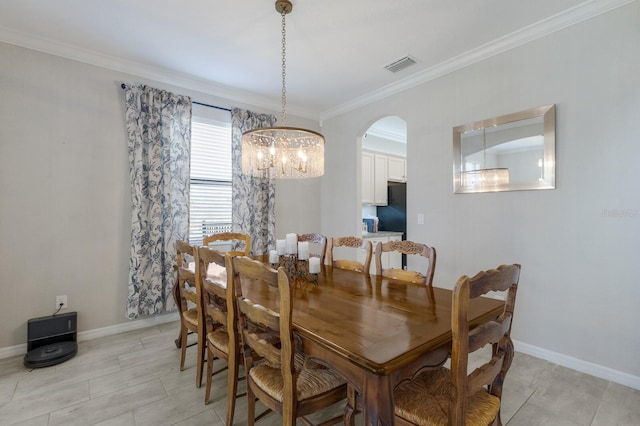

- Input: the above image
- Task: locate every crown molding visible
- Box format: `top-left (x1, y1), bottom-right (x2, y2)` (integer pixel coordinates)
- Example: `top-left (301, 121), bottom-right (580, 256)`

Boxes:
top-left (366, 127), bottom-right (406, 143)
top-left (319, 0), bottom-right (636, 121)
top-left (0, 25), bottom-right (319, 121)
top-left (0, 0), bottom-right (633, 123)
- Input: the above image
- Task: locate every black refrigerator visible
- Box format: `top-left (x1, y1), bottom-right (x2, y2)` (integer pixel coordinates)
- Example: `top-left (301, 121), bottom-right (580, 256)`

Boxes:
top-left (376, 182), bottom-right (407, 268)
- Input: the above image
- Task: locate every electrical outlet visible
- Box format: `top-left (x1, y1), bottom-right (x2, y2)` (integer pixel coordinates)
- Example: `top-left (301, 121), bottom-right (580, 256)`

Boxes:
top-left (56, 295), bottom-right (68, 309)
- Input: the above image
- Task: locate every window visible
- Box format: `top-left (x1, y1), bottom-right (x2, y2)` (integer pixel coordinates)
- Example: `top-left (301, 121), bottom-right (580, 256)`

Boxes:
top-left (188, 106), bottom-right (232, 245)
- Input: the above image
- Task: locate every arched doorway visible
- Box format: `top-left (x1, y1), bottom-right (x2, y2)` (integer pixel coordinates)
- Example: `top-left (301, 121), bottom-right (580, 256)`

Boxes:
top-left (360, 116), bottom-right (408, 271)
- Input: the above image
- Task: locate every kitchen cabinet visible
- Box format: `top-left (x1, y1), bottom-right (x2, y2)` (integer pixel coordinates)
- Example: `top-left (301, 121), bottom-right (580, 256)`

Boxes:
top-left (361, 233), bottom-right (402, 275)
top-left (387, 155), bottom-right (406, 182)
top-left (373, 154), bottom-right (388, 205)
top-left (361, 151), bottom-right (374, 205)
top-left (384, 234), bottom-right (403, 271)
top-left (361, 151), bottom-right (389, 205)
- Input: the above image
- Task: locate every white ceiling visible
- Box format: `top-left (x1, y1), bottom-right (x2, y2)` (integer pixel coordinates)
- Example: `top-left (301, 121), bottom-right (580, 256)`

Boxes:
top-left (0, 0), bottom-right (627, 121)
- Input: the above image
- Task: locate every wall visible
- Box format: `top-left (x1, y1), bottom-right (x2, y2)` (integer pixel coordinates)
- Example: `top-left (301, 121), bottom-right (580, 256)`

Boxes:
top-left (0, 42), bottom-right (320, 350)
top-left (321, 2), bottom-right (640, 383)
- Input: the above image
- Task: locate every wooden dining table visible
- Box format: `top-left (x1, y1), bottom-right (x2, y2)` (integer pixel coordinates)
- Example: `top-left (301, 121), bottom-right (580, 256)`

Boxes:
top-left (238, 260), bottom-right (505, 426)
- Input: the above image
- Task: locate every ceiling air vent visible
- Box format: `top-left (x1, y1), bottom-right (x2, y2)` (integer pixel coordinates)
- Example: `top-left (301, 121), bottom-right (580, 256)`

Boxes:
top-left (384, 56), bottom-right (418, 73)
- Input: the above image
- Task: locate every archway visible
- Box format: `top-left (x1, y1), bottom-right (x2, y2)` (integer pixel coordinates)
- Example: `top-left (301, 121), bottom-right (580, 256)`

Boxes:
top-left (359, 116), bottom-right (408, 271)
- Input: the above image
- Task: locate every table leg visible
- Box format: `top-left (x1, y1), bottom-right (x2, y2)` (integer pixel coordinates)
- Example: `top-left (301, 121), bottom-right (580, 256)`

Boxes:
top-left (361, 375), bottom-right (394, 426)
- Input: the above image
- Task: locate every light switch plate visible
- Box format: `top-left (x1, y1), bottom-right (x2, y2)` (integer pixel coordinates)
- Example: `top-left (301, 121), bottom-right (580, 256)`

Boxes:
top-left (417, 213), bottom-right (424, 225)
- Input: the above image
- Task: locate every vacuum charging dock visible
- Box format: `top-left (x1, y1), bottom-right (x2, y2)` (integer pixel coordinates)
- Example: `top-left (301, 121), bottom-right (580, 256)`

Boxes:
top-left (24, 311), bottom-right (78, 368)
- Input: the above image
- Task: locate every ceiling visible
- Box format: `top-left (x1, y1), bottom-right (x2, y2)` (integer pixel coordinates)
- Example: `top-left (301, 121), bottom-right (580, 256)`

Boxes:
top-left (0, 0), bottom-right (623, 122)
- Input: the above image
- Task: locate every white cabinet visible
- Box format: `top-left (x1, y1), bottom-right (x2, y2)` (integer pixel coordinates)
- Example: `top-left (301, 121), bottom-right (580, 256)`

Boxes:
top-left (361, 152), bottom-right (374, 205)
top-left (362, 151), bottom-right (390, 206)
top-left (373, 154), bottom-right (388, 205)
top-left (387, 156), bottom-right (406, 182)
top-left (362, 234), bottom-right (403, 275)
top-left (387, 235), bottom-right (402, 270)
top-left (367, 237), bottom-right (386, 275)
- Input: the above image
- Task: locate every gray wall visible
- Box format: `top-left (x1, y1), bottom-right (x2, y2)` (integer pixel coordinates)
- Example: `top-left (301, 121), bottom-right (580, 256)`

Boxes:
top-left (0, 42), bottom-right (321, 349)
top-left (1, 1), bottom-right (638, 387)
top-left (321, 3), bottom-right (640, 380)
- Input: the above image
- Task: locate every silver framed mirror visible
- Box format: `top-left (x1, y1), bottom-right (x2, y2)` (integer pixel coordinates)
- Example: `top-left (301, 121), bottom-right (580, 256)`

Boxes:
top-left (453, 104), bottom-right (555, 193)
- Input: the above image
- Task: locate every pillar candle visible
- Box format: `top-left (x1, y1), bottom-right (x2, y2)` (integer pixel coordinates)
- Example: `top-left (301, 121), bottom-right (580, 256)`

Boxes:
top-left (309, 257), bottom-right (320, 273)
top-left (276, 239), bottom-right (286, 255)
top-left (286, 233), bottom-right (298, 255)
top-left (269, 250), bottom-right (278, 264)
top-left (298, 241), bottom-right (309, 260)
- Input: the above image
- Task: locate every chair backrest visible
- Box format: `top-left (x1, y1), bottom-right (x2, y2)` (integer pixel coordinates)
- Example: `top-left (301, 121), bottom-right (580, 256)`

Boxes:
top-left (297, 233), bottom-right (327, 265)
top-left (328, 236), bottom-right (372, 273)
top-left (449, 264), bottom-right (521, 425)
top-left (176, 240), bottom-right (199, 312)
top-left (375, 240), bottom-right (436, 285)
top-left (229, 256), bottom-right (295, 391)
top-left (176, 239), bottom-right (195, 269)
top-left (203, 232), bottom-right (251, 257)
top-left (198, 246), bottom-right (229, 335)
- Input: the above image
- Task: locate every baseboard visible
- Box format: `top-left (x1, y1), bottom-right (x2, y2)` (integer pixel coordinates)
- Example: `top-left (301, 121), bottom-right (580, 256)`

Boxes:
top-left (514, 339), bottom-right (640, 391)
top-left (0, 312), bottom-right (179, 360)
top-left (3, 321), bottom-right (637, 391)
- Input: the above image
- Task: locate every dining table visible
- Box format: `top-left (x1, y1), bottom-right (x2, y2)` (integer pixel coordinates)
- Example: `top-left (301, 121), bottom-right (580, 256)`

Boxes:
top-left (173, 255), bottom-right (505, 425)
top-left (240, 259), bottom-right (505, 426)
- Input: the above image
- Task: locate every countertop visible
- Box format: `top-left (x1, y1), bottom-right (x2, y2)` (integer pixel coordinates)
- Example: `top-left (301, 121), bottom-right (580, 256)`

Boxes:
top-left (361, 231), bottom-right (403, 238)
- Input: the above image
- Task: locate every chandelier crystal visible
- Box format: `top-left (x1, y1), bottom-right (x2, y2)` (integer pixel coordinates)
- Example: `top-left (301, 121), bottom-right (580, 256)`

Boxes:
top-left (462, 127), bottom-right (509, 189)
top-left (462, 168), bottom-right (510, 187)
top-left (241, 0), bottom-right (325, 179)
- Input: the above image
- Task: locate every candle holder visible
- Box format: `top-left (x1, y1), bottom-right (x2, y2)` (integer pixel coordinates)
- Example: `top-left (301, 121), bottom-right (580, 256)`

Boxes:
top-left (272, 254), bottom-right (318, 285)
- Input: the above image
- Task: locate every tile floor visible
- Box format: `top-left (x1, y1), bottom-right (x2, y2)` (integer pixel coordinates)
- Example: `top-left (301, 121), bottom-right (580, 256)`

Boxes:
top-left (1, 321), bottom-right (638, 425)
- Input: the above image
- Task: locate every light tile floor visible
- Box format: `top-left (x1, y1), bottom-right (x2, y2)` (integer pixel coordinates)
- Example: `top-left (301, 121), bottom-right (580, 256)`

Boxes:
top-left (1, 321), bottom-right (638, 425)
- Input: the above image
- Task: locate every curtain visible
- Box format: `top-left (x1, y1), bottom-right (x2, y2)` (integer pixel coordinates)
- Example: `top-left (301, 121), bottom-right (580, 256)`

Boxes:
top-left (124, 84), bottom-right (191, 319)
top-left (231, 108), bottom-right (276, 255)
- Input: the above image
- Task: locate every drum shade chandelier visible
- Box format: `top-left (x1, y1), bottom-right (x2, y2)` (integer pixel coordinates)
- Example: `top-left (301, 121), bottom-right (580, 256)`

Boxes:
top-left (462, 127), bottom-right (509, 188)
top-left (241, 0), bottom-right (325, 179)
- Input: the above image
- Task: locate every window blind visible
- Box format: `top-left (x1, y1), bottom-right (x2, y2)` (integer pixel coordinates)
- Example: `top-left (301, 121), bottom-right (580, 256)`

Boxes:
top-left (188, 116), bottom-right (232, 245)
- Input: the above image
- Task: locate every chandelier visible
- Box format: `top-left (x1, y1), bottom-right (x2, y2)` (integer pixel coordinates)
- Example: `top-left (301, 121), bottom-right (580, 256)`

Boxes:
top-left (462, 168), bottom-right (510, 187)
top-left (241, 0), bottom-right (325, 179)
top-left (462, 127), bottom-right (509, 188)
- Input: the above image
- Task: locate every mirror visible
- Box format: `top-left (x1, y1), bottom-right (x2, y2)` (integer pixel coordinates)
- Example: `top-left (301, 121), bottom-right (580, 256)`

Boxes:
top-left (453, 104), bottom-right (555, 193)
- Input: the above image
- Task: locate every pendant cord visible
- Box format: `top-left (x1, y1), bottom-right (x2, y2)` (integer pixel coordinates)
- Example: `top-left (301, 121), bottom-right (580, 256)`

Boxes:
top-left (281, 9), bottom-right (287, 126)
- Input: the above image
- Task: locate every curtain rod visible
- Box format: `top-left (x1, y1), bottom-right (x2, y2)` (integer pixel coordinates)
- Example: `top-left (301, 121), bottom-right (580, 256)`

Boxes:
top-left (120, 83), bottom-right (231, 112)
top-left (193, 101), bottom-right (231, 112)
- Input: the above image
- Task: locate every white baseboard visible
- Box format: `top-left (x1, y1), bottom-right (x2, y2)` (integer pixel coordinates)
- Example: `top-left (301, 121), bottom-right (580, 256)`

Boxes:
top-left (2, 321), bottom-right (637, 391)
top-left (514, 339), bottom-right (640, 391)
top-left (0, 312), bottom-right (179, 360)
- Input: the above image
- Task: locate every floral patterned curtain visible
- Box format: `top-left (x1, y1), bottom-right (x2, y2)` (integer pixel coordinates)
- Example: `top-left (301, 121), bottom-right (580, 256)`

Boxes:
top-left (231, 108), bottom-right (276, 255)
top-left (124, 84), bottom-right (191, 318)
